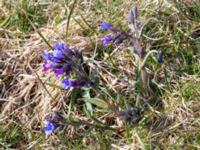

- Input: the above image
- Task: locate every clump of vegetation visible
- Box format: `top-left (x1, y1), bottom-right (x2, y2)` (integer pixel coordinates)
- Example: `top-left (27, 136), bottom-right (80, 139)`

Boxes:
top-left (0, 0), bottom-right (200, 149)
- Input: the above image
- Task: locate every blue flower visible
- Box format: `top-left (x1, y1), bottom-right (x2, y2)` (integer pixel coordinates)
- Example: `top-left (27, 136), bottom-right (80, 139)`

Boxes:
top-left (53, 50), bottom-right (64, 59)
top-left (102, 35), bottom-right (113, 46)
top-left (61, 79), bottom-right (84, 89)
top-left (157, 51), bottom-right (163, 63)
top-left (50, 57), bottom-right (60, 63)
top-left (54, 42), bottom-right (67, 51)
top-left (61, 79), bottom-right (73, 89)
top-left (100, 20), bottom-right (112, 30)
top-left (43, 121), bottom-right (55, 135)
top-left (43, 112), bottom-right (66, 135)
top-left (42, 51), bottom-right (52, 60)
top-left (101, 34), bottom-right (126, 45)
top-left (100, 19), bottom-right (129, 46)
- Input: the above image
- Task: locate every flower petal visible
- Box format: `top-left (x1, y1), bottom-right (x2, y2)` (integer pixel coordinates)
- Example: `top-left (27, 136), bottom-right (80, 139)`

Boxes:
top-left (53, 50), bottom-right (64, 58)
top-left (43, 61), bottom-right (52, 72)
top-left (54, 68), bottom-right (65, 76)
top-left (43, 121), bottom-right (55, 135)
top-left (102, 35), bottom-right (113, 46)
top-left (54, 42), bottom-right (68, 51)
top-left (61, 79), bottom-right (73, 89)
top-left (42, 51), bottom-right (52, 60)
top-left (100, 20), bottom-right (112, 30)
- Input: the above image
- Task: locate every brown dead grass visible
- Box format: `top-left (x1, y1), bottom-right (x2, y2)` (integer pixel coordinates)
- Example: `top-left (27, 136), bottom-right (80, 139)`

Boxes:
top-left (0, 0), bottom-right (200, 149)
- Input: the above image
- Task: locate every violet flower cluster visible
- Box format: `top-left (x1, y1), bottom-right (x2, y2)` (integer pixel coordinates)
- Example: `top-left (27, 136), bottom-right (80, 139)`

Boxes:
top-left (100, 20), bottom-right (129, 46)
top-left (101, 7), bottom-right (163, 63)
top-left (42, 42), bottom-right (93, 89)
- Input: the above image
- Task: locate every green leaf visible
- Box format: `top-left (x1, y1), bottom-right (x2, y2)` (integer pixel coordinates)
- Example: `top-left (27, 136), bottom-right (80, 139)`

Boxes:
top-left (82, 88), bottom-right (93, 114)
top-left (140, 50), bottom-right (157, 70)
top-left (84, 98), bottom-right (108, 109)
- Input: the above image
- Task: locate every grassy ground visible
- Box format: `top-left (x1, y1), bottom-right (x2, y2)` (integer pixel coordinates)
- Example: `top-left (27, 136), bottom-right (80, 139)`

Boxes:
top-left (0, 0), bottom-right (200, 149)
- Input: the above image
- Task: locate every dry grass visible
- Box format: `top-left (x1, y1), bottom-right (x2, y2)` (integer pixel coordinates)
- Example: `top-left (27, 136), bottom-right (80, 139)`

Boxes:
top-left (0, 0), bottom-right (200, 149)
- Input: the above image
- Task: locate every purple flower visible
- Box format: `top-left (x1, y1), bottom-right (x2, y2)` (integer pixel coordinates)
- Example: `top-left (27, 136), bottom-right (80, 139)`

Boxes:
top-left (157, 51), bottom-right (163, 63)
top-left (43, 121), bottom-right (56, 135)
top-left (43, 61), bottom-right (52, 72)
top-left (102, 35), bottom-right (113, 46)
top-left (54, 68), bottom-right (65, 76)
top-left (61, 79), bottom-right (73, 89)
top-left (43, 112), bottom-right (66, 135)
top-left (100, 20), bottom-right (112, 30)
top-left (61, 79), bottom-right (84, 89)
top-left (100, 19), bottom-right (130, 46)
top-left (102, 34), bottom-right (127, 45)
top-left (42, 42), bottom-right (83, 76)
top-left (42, 42), bottom-right (93, 89)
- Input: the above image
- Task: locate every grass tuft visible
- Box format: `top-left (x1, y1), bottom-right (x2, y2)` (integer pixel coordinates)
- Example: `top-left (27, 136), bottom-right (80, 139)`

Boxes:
top-left (0, 0), bottom-right (200, 149)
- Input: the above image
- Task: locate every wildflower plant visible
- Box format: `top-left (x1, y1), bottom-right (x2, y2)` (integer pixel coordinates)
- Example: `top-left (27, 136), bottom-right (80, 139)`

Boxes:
top-left (100, 7), bottom-right (163, 98)
top-left (99, 6), bottom-right (166, 127)
top-left (41, 4), bottom-right (165, 136)
top-left (41, 42), bottom-right (120, 134)
top-left (1, 0), bottom-right (199, 148)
